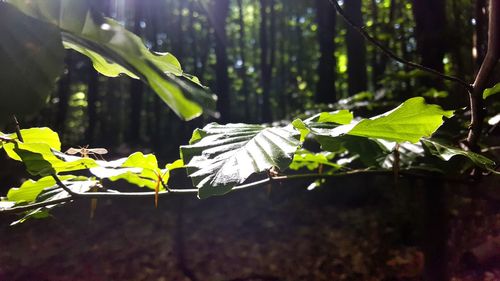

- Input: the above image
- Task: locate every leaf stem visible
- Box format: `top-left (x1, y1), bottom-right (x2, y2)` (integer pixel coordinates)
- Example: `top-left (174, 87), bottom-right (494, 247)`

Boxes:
top-left (12, 115), bottom-right (24, 142)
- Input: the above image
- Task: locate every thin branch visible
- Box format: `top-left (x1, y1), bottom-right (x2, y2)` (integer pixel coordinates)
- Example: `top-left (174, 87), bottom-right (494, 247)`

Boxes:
top-left (328, 0), bottom-right (473, 92)
top-left (467, 0), bottom-right (500, 152)
top-left (0, 135), bottom-right (15, 143)
top-left (13, 115), bottom-right (24, 142)
top-left (1, 169), bottom-right (466, 215)
top-left (0, 197), bottom-right (73, 215)
top-left (52, 174), bottom-right (79, 196)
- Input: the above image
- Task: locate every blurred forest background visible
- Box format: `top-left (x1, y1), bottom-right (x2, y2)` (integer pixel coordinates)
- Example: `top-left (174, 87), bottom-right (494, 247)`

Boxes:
top-left (2, 1), bottom-right (500, 280)
top-left (14, 0), bottom-right (489, 159)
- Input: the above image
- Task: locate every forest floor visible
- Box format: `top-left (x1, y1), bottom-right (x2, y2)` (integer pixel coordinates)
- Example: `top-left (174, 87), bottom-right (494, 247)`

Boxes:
top-left (0, 175), bottom-right (499, 281)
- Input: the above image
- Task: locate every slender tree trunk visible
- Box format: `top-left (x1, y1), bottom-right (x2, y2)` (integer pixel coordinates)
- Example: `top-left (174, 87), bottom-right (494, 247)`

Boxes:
top-left (412, 0), bottom-right (447, 88)
top-left (237, 0), bottom-right (250, 121)
top-left (278, 2), bottom-right (288, 118)
top-left (345, 0), bottom-right (367, 96)
top-left (259, 0), bottom-right (273, 123)
top-left (188, 0), bottom-right (200, 77)
top-left (55, 53), bottom-right (72, 138)
top-left (315, 0), bottom-right (337, 103)
top-left (373, 0), bottom-right (396, 89)
top-left (86, 67), bottom-right (99, 145)
top-left (212, 0), bottom-right (231, 123)
top-left (474, 0), bottom-right (488, 70)
top-left (128, 0), bottom-right (144, 146)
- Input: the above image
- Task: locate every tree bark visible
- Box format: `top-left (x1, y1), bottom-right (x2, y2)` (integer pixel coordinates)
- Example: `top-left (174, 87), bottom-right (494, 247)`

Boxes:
top-left (212, 0), bottom-right (231, 123)
top-left (412, 0), bottom-right (447, 88)
top-left (259, 0), bottom-right (273, 123)
top-left (315, 0), bottom-right (337, 103)
top-left (345, 0), bottom-right (368, 96)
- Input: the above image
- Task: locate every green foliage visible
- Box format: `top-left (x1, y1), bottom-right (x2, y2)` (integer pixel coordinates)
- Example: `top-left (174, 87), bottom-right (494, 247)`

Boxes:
top-left (422, 139), bottom-right (497, 173)
top-left (7, 175), bottom-right (75, 203)
top-left (5, 0), bottom-right (216, 120)
top-left (483, 83), bottom-right (500, 99)
top-left (90, 153), bottom-right (183, 190)
top-left (0, 2), bottom-right (64, 124)
top-left (289, 149), bottom-right (341, 171)
top-left (181, 123), bottom-right (301, 198)
top-left (0, 95), bottom-right (497, 224)
top-left (293, 97), bottom-right (453, 143)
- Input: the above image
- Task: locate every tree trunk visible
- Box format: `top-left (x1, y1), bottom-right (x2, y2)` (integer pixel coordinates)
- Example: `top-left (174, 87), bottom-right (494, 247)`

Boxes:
top-left (128, 0), bottom-right (144, 146)
top-left (212, 0), bottom-right (231, 123)
top-left (412, 0), bottom-right (447, 88)
top-left (314, 0), bottom-right (337, 103)
top-left (259, 0), bottom-right (273, 123)
top-left (345, 0), bottom-right (368, 96)
top-left (237, 0), bottom-right (250, 122)
top-left (85, 67), bottom-right (99, 145)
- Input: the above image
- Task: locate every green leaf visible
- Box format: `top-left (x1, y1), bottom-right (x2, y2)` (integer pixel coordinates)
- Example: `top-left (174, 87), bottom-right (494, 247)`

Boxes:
top-left (180, 123), bottom-right (301, 198)
top-left (12, 143), bottom-right (97, 176)
top-left (166, 159), bottom-right (184, 170)
top-left (347, 97), bottom-right (453, 142)
top-left (108, 171), bottom-right (159, 189)
top-left (291, 119), bottom-right (310, 142)
top-left (0, 2), bottom-right (65, 124)
top-left (289, 149), bottom-right (340, 171)
top-left (89, 153), bottom-right (183, 190)
top-left (7, 175), bottom-right (75, 203)
top-left (483, 83), bottom-right (500, 99)
top-left (7, 0), bottom-right (216, 120)
top-left (3, 127), bottom-right (61, 160)
top-left (10, 179), bottom-right (96, 225)
top-left (294, 97), bottom-right (453, 143)
top-left (63, 41), bottom-right (138, 78)
top-left (317, 110), bottom-right (353, 125)
top-left (421, 139), bottom-right (497, 172)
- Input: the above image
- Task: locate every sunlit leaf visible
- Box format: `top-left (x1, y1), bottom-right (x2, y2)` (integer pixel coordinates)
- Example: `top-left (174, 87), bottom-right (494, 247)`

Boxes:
top-left (12, 143), bottom-right (97, 176)
top-left (317, 110), bottom-right (353, 125)
top-left (89, 153), bottom-right (183, 190)
top-left (63, 41), bottom-right (138, 78)
top-left (294, 97), bottom-right (453, 143)
top-left (7, 0), bottom-right (216, 120)
top-left (347, 97), bottom-right (453, 142)
top-left (3, 128), bottom-right (61, 160)
top-left (7, 175), bottom-right (75, 203)
top-left (181, 123), bottom-right (301, 198)
top-left (483, 83), bottom-right (500, 99)
top-left (10, 179), bottom-right (96, 225)
top-left (289, 149), bottom-right (341, 171)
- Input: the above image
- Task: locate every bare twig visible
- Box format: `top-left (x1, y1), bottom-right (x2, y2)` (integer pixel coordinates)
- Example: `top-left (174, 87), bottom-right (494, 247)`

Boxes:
top-left (12, 115), bottom-right (24, 142)
top-left (328, 0), bottom-right (473, 92)
top-left (52, 174), bottom-right (79, 196)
